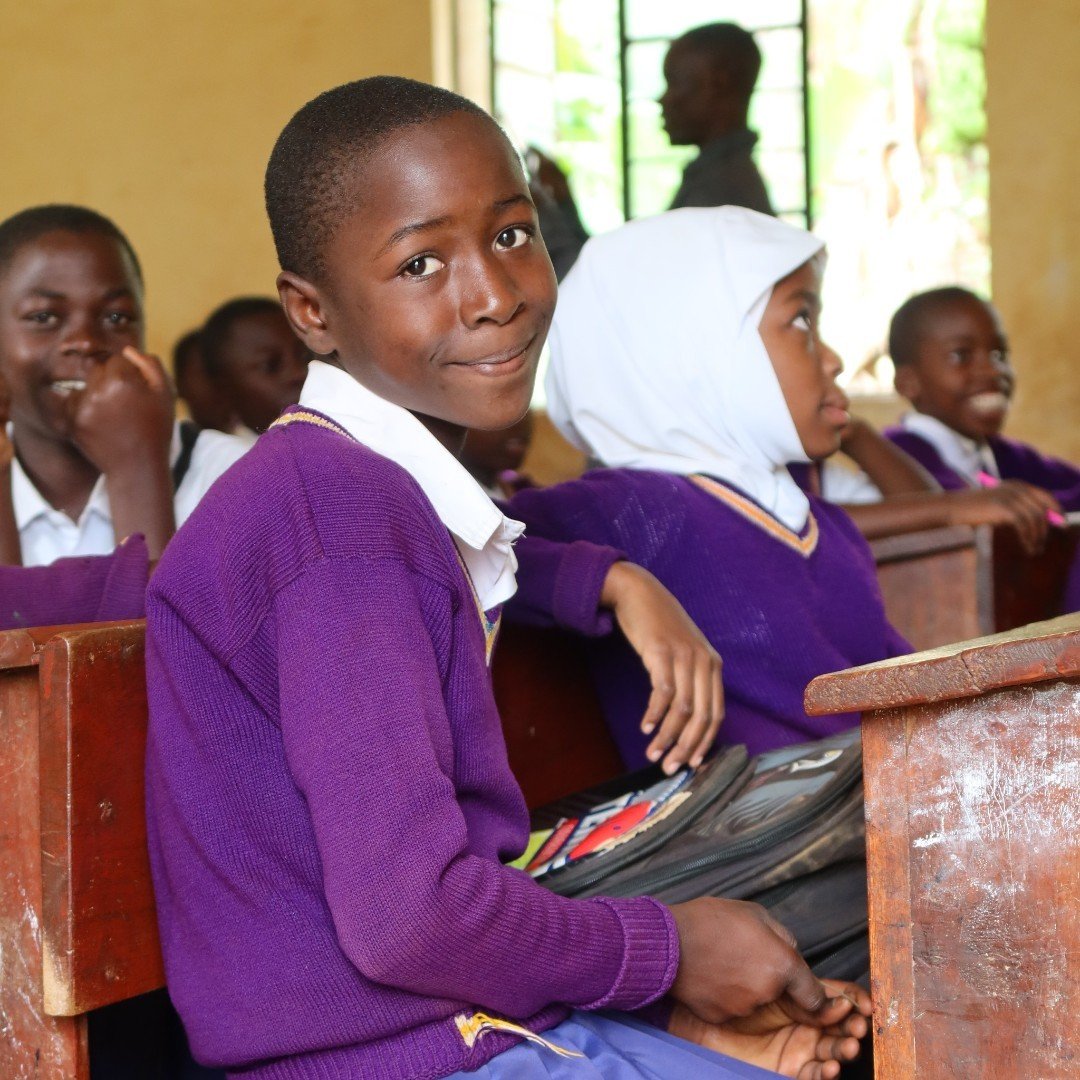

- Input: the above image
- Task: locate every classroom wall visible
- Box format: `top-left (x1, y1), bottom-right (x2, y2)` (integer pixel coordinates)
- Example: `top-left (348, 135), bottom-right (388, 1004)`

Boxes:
top-left (986, 0), bottom-right (1080, 462)
top-left (0, 0), bottom-right (435, 361)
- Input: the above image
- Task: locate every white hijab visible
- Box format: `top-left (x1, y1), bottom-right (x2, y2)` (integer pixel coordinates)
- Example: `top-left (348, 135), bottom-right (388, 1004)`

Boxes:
top-left (546, 206), bottom-right (825, 531)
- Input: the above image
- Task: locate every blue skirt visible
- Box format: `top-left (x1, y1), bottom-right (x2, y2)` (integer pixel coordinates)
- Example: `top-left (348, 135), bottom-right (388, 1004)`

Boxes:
top-left (445, 1011), bottom-right (781, 1079)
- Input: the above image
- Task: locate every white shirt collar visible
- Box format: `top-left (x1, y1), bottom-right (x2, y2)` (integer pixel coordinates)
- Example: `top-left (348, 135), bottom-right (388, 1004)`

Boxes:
top-left (8, 421), bottom-right (197, 533)
top-left (901, 411), bottom-right (998, 483)
top-left (298, 360), bottom-right (524, 610)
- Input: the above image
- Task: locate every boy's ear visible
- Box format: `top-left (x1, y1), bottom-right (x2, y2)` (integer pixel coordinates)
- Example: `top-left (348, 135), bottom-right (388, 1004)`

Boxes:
top-left (277, 271), bottom-right (337, 356)
top-left (894, 363), bottom-right (920, 405)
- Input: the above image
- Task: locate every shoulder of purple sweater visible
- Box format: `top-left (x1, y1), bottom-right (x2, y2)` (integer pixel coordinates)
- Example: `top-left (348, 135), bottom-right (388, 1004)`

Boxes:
top-left (150, 424), bottom-right (458, 649)
top-left (990, 433), bottom-right (1080, 474)
top-left (509, 467), bottom-right (689, 537)
top-left (882, 426), bottom-right (968, 490)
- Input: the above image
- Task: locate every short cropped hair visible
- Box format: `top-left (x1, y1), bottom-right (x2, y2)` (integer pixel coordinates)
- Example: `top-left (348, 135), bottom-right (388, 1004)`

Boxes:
top-left (265, 76), bottom-right (494, 282)
top-left (201, 296), bottom-right (283, 377)
top-left (0, 204), bottom-right (143, 286)
top-left (677, 23), bottom-right (762, 99)
top-left (889, 286), bottom-right (988, 367)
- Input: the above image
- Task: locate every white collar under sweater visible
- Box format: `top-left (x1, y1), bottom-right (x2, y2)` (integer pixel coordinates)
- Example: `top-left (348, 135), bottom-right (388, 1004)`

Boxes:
top-left (298, 360), bottom-right (524, 611)
top-left (900, 411), bottom-right (998, 484)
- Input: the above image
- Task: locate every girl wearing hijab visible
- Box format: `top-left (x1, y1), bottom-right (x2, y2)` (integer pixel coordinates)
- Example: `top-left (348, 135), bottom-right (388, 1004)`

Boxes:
top-left (508, 207), bottom-right (910, 768)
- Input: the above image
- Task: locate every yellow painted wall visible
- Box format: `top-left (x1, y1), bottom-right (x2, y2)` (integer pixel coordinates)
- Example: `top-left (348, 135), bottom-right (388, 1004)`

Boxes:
top-left (0, 1), bottom-right (435, 361)
top-left (986, 0), bottom-right (1080, 461)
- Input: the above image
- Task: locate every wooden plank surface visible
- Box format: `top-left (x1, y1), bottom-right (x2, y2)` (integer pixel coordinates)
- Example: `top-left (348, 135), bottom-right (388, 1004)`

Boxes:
top-left (805, 612), bottom-right (1080, 715)
top-left (860, 712), bottom-right (917, 1080)
top-left (37, 621), bottom-right (164, 1017)
top-left (0, 639), bottom-right (87, 1079)
top-left (863, 685), bottom-right (1080, 1077)
top-left (871, 526), bottom-right (988, 652)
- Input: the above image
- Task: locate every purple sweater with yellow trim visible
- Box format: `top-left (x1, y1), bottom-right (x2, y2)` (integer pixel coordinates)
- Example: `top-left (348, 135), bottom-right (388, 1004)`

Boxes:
top-left (145, 418), bottom-right (677, 1080)
top-left (509, 469), bottom-right (910, 765)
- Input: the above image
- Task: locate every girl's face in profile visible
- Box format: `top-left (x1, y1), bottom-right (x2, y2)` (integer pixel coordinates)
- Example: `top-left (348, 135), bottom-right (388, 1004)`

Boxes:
top-left (758, 258), bottom-right (850, 461)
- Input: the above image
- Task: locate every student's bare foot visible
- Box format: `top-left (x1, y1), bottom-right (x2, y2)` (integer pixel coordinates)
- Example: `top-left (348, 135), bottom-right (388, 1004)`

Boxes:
top-left (669, 980), bottom-right (871, 1080)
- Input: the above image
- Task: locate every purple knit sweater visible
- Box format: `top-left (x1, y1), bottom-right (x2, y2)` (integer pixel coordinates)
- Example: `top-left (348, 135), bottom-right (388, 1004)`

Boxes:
top-left (884, 427), bottom-right (1080, 510)
top-left (144, 419), bottom-right (678, 1079)
top-left (509, 469), bottom-right (910, 766)
top-left (0, 534), bottom-right (148, 630)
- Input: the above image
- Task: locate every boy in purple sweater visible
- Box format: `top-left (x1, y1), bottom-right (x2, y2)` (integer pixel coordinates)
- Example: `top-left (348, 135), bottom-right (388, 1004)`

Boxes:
top-left (885, 286), bottom-right (1079, 510)
top-left (144, 78), bottom-right (869, 1078)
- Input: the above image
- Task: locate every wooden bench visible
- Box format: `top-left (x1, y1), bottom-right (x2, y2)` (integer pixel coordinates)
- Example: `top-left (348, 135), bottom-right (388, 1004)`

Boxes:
top-left (805, 614), bottom-right (1080, 1078)
top-left (871, 521), bottom-right (1080, 651)
top-left (0, 620), bottom-right (163, 1079)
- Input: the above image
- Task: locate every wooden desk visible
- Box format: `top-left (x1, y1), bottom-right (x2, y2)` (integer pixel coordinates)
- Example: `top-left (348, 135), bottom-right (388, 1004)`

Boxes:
top-left (0, 621), bottom-right (163, 1080)
top-left (872, 522), bottom-right (1080, 651)
top-left (805, 615), bottom-right (1080, 1078)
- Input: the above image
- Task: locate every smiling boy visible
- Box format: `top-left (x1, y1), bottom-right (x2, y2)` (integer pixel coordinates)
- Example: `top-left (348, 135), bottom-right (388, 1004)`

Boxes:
top-left (885, 286), bottom-right (1080, 510)
top-left (144, 77), bottom-right (868, 1079)
top-left (0, 206), bottom-right (249, 565)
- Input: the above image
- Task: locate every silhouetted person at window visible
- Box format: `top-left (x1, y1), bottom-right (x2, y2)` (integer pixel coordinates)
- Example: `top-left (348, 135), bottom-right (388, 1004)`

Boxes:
top-left (529, 21), bottom-right (774, 279)
top-left (660, 22), bottom-right (774, 214)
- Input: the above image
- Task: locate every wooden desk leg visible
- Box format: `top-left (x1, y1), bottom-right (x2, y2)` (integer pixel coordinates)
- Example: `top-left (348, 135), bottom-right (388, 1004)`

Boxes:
top-left (865, 687), bottom-right (1080, 1078)
top-left (0, 668), bottom-right (88, 1080)
top-left (862, 712), bottom-right (918, 1079)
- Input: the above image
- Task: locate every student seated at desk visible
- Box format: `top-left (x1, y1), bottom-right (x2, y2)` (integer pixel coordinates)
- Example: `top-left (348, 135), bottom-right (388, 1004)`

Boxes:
top-left (200, 296), bottom-right (310, 439)
top-left (0, 205), bottom-right (249, 567)
top-left (173, 327), bottom-right (240, 435)
top-left (145, 76), bottom-right (870, 1080)
top-left (509, 207), bottom-right (914, 766)
top-left (885, 285), bottom-right (1080, 509)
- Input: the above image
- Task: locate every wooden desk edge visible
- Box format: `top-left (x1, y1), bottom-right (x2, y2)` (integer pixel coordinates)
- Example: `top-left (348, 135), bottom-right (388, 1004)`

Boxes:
top-left (0, 620), bottom-right (146, 671)
top-left (869, 524), bottom-right (978, 563)
top-left (805, 613), bottom-right (1080, 715)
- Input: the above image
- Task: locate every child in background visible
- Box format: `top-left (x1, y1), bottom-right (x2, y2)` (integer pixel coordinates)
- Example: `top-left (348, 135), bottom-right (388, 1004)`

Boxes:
top-left (461, 410), bottom-right (536, 498)
top-left (886, 286), bottom-right (1080, 513)
top-left (509, 207), bottom-right (912, 766)
top-left (145, 77), bottom-right (869, 1079)
top-left (0, 206), bottom-right (249, 566)
top-left (173, 327), bottom-right (238, 433)
top-left (200, 296), bottom-right (309, 437)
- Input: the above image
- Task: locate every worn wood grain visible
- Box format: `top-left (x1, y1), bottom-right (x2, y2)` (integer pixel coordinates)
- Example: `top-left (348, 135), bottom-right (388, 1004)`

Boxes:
top-left (860, 712), bottom-right (917, 1079)
top-left (805, 613), bottom-right (1080, 716)
top-left (493, 623), bottom-right (625, 809)
top-left (871, 523), bottom-right (1080, 654)
top-left (871, 526), bottom-right (987, 651)
top-left (859, 683), bottom-right (1079, 1077)
top-left (0, 639), bottom-right (88, 1080)
top-left (38, 622), bottom-right (164, 1017)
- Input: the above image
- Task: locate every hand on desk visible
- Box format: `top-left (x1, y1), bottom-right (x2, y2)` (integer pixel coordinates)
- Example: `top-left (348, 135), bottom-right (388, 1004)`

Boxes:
top-left (599, 561), bottom-right (723, 773)
top-left (943, 481), bottom-right (1062, 556)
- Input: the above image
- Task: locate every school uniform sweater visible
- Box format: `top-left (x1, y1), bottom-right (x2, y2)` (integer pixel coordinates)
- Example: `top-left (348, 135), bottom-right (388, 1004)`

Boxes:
top-left (144, 419), bottom-right (677, 1080)
top-left (884, 426), bottom-right (1080, 510)
top-left (508, 469), bottom-right (910, 766)
top-left (0, 534), bottom-right (147, 630)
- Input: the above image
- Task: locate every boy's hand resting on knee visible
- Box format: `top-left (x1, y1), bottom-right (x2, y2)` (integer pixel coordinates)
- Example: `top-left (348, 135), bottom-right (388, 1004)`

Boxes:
top-left (943, 482), bottom-right (1062, 556)
top-left (599, 561), bottom-right (723, 773)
